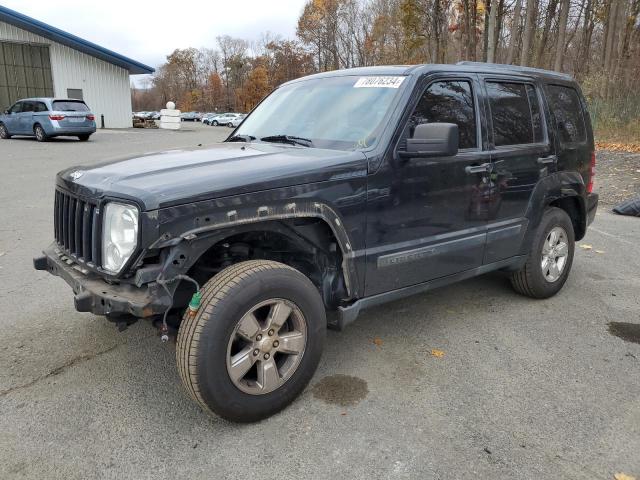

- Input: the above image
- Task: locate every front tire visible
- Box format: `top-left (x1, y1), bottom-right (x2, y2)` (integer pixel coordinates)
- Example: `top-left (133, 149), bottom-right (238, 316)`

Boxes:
top-left (212, 120), bottom-right (219, 126)
top-left (34, 124), bottom-right (48, 142)
top-left (0, 123), bottom-right (10, 139)
top-left (176, 260), bottom-right (326, 422)
top-left (510, 207), bottom-right (575, 299)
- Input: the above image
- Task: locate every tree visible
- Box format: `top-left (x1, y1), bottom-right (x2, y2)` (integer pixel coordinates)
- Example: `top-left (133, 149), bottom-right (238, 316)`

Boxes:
top-left (520, 0), bottom-right (537, 65)
top-left (237, 66), bottom-right (271, 111)
top-left (554, 0), bottom-right (571, 71)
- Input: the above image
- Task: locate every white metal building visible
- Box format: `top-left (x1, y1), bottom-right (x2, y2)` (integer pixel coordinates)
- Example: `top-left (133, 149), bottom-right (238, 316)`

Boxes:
top-left (0, 6), bottom-right (153, 128)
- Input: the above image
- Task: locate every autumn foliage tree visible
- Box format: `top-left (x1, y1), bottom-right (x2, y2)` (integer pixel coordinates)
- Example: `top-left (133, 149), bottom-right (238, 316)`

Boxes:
top-left (237, 66), bottom-right (271, 112)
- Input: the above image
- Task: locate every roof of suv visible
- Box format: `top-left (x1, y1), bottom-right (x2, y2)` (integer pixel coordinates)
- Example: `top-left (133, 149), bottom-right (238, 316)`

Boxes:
top-left (18, 98), bottom-right (87, 103)
top-left (284, 62), bottom-right (574, 86)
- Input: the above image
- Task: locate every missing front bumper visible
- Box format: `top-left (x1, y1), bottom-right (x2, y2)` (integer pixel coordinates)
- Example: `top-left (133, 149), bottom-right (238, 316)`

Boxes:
top-left (34, 243), bottom-right (170, 318)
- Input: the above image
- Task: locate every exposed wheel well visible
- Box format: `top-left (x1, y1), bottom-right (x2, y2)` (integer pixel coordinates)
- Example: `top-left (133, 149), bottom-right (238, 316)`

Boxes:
top-left (548, 196), bottom-right (585, 240)
top-left (186, 218), bottom-right (348, 310)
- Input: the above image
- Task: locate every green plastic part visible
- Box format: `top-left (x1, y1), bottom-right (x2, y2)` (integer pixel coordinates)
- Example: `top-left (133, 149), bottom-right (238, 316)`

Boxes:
top-left (189, 291), bottom-right (202, 310)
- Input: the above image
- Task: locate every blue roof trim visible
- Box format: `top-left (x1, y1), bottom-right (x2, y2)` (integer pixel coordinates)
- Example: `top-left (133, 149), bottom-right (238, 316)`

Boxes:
top-left (0, 5), bottom-right (154, 74)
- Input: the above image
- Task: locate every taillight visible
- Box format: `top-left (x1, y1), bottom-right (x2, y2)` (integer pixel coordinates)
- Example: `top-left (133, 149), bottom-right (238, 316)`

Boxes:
top-left (586, 151), bottom-right (596, 194)
top-left (86, 114), bottom-right (95, 121)
top-left (48, 114), bottom-right (65, 121)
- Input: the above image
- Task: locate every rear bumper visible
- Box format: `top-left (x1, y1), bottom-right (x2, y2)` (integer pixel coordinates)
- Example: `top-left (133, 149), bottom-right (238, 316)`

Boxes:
top-left (587, 193), bottom-right (599, 225)
top-left (47, 126), bottom-right (96, 136)
top-left (34, 243), bottom-right (170, 317)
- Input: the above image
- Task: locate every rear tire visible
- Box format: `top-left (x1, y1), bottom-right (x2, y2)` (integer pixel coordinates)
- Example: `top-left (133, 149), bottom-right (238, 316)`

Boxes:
top-left (34, 124), bottom-right (48, 142)
top-left (176, 260), bottom-right (326, 422)
top-left (78, 134), bottom-right (91, 142)
top-left (227, 122), bottom-right (234, 127)
top-left (0, 123), bottom-right (10, 139)
top-left (510, 207), bottom-right (575, 299)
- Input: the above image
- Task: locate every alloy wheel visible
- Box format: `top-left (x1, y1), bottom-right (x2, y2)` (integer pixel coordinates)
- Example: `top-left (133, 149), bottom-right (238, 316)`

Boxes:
top-left (541, 226), bottom-right (569, 282)
top-left (226, 298), bottom-right (307, 395)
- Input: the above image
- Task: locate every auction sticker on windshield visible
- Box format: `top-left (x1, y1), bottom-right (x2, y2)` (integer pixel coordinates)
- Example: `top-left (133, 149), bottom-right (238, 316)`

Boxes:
top-left (353, 76), bottom-right (405, 88)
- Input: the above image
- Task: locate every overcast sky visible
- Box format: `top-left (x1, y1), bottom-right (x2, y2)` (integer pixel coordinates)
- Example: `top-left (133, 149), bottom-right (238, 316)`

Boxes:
top-left (2, 0), bottom-right (308, 81)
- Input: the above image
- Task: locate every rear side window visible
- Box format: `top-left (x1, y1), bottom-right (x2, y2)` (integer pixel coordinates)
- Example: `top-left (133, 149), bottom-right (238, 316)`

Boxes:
top-left (486, 82), bottom-right (543, 146)
top-left (411, 80), bottom-right (477, 149)
top-left (52, 100), bottom-right (89, 112)
top-left (546, 85), bottom-right (586, 144)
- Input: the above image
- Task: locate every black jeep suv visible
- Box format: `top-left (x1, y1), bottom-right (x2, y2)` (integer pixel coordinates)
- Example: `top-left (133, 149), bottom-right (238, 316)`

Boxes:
top-left (34, 62), bottom-right (598, 422)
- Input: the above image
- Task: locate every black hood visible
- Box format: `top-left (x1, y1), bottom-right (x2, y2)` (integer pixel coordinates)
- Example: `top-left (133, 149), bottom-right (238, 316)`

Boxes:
top-left (57, 142), bottom-right (368, 210)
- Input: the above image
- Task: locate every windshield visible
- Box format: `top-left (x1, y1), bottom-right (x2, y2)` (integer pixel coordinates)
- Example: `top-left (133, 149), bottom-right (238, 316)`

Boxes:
top-left (234, 75), bottom-right (407, 151)
top-left (52, 101), bottom-right (89, 112)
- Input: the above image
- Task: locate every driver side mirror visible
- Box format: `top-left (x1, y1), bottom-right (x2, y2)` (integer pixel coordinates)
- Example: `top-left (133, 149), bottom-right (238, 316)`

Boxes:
top-left (399, 122), bottom-right (459, 158)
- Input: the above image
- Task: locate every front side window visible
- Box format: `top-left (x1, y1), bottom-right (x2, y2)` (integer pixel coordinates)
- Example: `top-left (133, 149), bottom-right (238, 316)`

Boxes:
top-left (21, 101), bottom-right (34, 113)
top-left (410, 80), bottom-right (477, 149)
top-left (487, 81), bottom-right (542, 146)
top-left (9, 102), bottom-right (22, 114)
top-left (546, 85), bottom-right (586, 144)
top-left (234, 75), bottom-right (407, 151)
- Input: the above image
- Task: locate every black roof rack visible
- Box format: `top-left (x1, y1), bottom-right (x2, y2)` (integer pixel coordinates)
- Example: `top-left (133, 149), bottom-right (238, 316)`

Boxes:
top-left (456, 61), bottom-right (573, 80)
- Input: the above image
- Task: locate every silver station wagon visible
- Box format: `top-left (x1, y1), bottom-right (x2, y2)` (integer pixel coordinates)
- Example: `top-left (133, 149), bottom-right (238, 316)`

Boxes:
top-left (0, 98), bottom-right (96, 142)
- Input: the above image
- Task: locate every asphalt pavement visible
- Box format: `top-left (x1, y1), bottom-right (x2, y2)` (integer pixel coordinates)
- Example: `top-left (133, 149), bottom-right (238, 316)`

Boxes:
top-left (0, 124), bottom-right (638, 479)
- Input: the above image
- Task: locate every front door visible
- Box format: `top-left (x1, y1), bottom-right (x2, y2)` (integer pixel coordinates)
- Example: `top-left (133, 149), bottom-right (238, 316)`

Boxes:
top-left (480, 76), bottom-right (554, 264)
top-left (365, 75), bottom-right (491, 296)
top-left (17, 100), bottom-right (34, 134)
top-left (4, 101), bottom-right (22, 133)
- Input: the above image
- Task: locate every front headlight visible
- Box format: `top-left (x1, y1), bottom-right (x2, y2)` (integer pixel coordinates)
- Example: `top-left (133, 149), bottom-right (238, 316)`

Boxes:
top-left (102, 202), bottom-right (139, 274)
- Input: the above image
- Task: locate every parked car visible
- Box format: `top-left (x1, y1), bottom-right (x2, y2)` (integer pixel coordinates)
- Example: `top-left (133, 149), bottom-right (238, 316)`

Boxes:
top-left (34, 63), bottom-right (598, 422)
top-left (227, 114), bottom-right (246, 127)
top-left (0, 98), bottom-right (96, 142)
top-left (180, 111), bottom-right (200, 122)
top-left (201, 113), bottom-right (217, 125)
top-left (209, 112), bottom-right (239, 126)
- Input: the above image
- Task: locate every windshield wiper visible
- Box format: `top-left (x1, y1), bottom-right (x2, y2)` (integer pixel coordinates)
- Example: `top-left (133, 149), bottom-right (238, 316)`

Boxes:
top-left (260, 135), bottom-right (313, 147)
top-left (227, 134), bottom-right (255, 142)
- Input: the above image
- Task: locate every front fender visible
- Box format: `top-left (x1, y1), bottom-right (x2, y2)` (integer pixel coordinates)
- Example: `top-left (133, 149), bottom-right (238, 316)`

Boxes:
top-left (148, 199), bottom-right (359, 298)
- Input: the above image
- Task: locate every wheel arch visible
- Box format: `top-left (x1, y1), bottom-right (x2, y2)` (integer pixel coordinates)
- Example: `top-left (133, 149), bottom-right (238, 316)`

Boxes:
top-left (520, 171), bottom-right (588, 254)
top-left (151, 204), bottom-right (358, 309)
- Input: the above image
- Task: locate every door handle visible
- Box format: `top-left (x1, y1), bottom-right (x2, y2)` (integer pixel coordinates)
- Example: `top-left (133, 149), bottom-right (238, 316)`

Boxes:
top-left (465, 163), bottom-right (491, 174)
top-left (537, 155), bottom-right (557, 165)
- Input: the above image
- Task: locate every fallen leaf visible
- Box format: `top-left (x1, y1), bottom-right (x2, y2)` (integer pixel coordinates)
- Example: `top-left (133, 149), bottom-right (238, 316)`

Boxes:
top-left (580, 244), bottom-right (593, 250)
top-left (431, 349), bottom-right (445, 358)
top-left (595, 250), bottom-right (605, 254)
top-left (0, 251), bottom-right (5, 257)
top-left (340, 412), bottom-right (347, 416)
top-left (373, 338), bottom-right (383, 346)
top-left (614, 473), bottom-right (636, 480)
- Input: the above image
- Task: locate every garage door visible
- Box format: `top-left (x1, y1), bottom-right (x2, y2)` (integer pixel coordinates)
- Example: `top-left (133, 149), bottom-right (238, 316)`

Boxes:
top-left (0, 41), bottom-right (53, 110)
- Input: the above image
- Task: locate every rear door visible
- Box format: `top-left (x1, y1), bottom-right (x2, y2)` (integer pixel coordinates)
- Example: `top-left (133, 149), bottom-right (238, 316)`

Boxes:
top-left (480, 76), bottom-right (554, 263)
top-left (544, 84), bottom-right (591, 184)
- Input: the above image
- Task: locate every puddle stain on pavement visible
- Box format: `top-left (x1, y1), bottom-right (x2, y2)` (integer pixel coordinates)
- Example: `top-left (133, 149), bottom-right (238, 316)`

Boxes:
top-left (312, 374), bottom-right (368, 407)
top-left (608, 322), bottom-right (640, 344)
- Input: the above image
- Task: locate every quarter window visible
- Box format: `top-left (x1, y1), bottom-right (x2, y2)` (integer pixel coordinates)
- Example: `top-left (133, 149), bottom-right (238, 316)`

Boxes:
top-left (547, 85), bottom-right (586, 144)
top-left (411, 80), bottom-right (477, 149)
top-left (487, 82), bottom-right (543, 146)
top-left (34, 102), bottom-right (48, 112)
